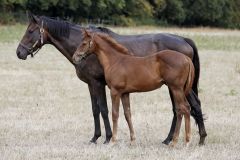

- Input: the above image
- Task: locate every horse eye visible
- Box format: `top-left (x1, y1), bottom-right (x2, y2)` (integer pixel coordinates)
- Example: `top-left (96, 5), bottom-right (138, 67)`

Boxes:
top-left (28, 30), bottom-right (34, 34)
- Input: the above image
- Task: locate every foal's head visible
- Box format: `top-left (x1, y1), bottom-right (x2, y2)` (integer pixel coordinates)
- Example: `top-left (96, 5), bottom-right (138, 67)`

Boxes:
top-left (72, 29), bottom-right (95, 64)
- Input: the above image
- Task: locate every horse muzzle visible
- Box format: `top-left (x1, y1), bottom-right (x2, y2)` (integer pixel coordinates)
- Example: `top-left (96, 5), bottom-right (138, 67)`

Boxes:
top-left (16, 46), bottom-right (29, 60)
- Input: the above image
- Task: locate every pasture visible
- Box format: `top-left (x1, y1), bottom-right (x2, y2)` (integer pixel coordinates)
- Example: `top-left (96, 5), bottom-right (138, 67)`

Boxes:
top-left (0, 25), bottom-right (240, 160)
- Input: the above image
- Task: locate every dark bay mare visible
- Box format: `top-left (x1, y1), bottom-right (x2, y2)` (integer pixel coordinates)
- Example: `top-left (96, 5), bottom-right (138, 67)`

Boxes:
top-left (73, 30), bottom-right (195, 147)
top-left (16, 13), bottom-right (207, 145)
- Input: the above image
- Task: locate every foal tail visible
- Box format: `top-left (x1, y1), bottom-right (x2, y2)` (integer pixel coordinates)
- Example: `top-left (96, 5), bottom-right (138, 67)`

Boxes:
top-left (184, 57), bottom-right (195, 96)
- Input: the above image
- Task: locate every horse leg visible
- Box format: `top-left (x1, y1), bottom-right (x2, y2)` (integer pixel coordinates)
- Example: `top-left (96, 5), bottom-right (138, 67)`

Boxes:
top-left (187, 90), bottom-right (207, 145)
top-left (96, 83), bottom-right (112, 144)
top-left (88, 84), bottom-right (101, 144)
top-left (170, 88), bottom-right (191, 147)
top-left (111, 89), bottom-right (121, 142)
top-left (162, 88), bottom-right (177, 145)
top-left (121, 93), bottom-right (136, 142)
top-left (88, 81), bottom-right (112, 144)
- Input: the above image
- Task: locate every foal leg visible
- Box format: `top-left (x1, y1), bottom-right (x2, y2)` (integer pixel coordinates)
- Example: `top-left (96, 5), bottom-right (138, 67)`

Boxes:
top-left (121, 93), bottom-right (136, 142)
top-left (162, 88), bottom-right (177, 145)
top-left (183, 97), bottom-right (191, 145)
top-left (111, 90), bottom-right (121, 142)
top-left (170, 88), bottom-right (191, 147)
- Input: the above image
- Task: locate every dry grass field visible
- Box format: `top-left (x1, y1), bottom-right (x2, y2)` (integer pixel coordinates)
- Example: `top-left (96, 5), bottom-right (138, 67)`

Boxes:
top-left (0, 25), bottom-right (240, 160)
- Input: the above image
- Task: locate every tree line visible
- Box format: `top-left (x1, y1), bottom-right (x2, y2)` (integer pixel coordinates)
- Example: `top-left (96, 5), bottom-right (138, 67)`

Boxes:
top-left (0, 0), bottom-right (239, 28)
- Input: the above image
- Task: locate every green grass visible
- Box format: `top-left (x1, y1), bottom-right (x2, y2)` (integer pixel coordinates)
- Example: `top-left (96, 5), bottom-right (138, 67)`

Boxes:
top-left (185, 34), bottom-right (240, 51)
top-left (0, 24), bottom-right (27, 43)
top-left (1, 24), bottom-right (240, 51)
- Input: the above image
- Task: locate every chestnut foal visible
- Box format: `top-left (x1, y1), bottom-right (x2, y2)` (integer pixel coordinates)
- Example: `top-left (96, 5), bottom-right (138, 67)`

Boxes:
top-left (73, 30), bottom-right (194, 147)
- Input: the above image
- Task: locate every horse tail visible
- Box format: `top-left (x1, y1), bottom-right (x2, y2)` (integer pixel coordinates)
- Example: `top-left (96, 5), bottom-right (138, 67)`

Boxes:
top-left (184, 57), bottom-right (195, 96)
top-left (184, 38), bottom-right (200, 96)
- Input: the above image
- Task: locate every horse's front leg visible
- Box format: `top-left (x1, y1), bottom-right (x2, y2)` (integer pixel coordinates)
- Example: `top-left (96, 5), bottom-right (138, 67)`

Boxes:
top-left (111, 89), bottom-right (121, 142)
top-left (95, 82), bottom-right (112, 144)
top-left (88, 81), bottom-right (112, 144)
top-left (88, 84), bottom-right (101, 144)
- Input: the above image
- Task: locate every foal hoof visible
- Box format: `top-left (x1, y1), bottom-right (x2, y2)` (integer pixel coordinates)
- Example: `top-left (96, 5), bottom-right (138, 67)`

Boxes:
top-left (185, 142), bottom-right (190, 148)
top-left (169, 142), bottom-right (176, 148)
top-left (130, 140), bottom-right (136, 146)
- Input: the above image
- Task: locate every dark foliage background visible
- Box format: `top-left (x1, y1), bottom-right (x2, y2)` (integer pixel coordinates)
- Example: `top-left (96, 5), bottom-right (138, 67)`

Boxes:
top-left (0, 0), bottom-right (239, 28)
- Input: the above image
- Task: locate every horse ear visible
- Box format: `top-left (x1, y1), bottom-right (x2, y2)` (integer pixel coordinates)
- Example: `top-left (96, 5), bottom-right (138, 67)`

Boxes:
top-left (27, 11), bottom-right (34, 22)
top-left (27, 11), bottom-right (39, 24)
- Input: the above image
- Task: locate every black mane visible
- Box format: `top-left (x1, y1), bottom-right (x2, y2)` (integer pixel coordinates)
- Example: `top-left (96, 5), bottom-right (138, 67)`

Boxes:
top-left (88, 25), bottom-right (116, 35)
top-left (96, 27), bottom-right (114, 34)
top-left (41, 16), bottom-right (71, 38)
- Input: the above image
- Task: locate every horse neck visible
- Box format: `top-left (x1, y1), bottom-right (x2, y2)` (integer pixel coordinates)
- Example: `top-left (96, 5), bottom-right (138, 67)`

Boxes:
top-left (94, 36), bottom-right (129, 69)
top-left (46, 26), bottom-right (81, 65)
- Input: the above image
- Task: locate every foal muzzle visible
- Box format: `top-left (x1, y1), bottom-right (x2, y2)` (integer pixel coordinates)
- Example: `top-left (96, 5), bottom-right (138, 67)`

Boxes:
top-left (73, 52), bottom-right (88, 64)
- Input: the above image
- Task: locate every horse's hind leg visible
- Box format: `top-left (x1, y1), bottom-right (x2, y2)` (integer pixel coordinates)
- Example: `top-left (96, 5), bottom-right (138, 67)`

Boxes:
top-left (187, 90), bottom-right (207, 145)
top-left (162, 88), bottom-right (177, 145)
top-left (121, 93), bottom-right (136, 143)
top-left (170, 88), bottom-right (191, 147)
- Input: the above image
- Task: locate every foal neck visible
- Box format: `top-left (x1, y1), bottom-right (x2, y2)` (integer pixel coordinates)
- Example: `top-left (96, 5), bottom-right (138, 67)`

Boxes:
top-left (93, 34), bottom-right (132, 68)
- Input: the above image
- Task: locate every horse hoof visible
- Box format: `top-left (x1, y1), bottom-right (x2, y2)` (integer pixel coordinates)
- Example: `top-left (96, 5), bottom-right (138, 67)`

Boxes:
top-left (162, 139), bottom-right (171, 145)
top-left (199, 135), bottom-right (207, 146)
top-left (103, 138), bottom-right (111, 144)
top-left (89, 136), bottom-right (98, 144)
top-left (199, 139), bottom-right (205, 146)
top-left (89, 140), bottom-right (97, 144)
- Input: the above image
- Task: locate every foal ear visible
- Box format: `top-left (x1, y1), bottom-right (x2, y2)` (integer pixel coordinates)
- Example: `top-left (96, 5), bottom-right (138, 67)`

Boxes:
top-left (82, 29), bottom-right (91, 37)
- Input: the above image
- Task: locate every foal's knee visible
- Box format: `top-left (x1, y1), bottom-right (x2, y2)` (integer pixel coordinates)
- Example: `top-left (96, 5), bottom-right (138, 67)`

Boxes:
top-left (112, 110), bottom-right (119, 121)
top-left (176, 105), bottom-right (190, 116)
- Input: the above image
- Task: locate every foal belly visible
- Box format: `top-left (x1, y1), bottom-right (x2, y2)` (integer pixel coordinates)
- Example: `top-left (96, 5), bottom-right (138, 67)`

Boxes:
top-left (127, 78), bottom-right (164, 93)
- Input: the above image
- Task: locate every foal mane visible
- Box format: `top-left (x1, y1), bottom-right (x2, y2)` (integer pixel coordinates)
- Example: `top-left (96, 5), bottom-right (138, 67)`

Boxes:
top-left (41, 16), bottom-right (71, 38)
top-left (96, 33), bottom-right (132, 55)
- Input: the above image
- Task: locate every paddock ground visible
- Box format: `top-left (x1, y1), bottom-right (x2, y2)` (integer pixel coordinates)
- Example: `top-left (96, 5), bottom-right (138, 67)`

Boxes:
top-left (0, 26), bottom-right (240, 160)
